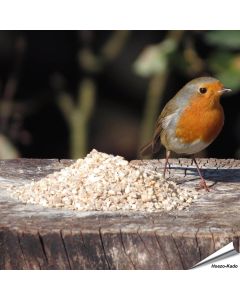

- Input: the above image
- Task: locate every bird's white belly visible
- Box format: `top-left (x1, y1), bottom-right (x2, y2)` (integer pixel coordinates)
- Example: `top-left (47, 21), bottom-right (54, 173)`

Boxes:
top-left (168, 136), bottom-right (210, 154)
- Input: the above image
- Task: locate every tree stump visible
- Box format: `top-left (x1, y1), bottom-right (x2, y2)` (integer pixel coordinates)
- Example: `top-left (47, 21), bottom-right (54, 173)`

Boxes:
top-left (0, 158), bottom-right (239, 270)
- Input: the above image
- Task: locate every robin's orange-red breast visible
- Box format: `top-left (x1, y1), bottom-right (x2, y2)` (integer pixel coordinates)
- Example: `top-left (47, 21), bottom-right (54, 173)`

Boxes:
top-left (140, 77), bottom-right (231, 191)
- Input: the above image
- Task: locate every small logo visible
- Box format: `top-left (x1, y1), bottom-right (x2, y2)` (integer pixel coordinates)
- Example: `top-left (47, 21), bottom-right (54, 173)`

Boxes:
top-left (211, 264), bottom-right (238, 268)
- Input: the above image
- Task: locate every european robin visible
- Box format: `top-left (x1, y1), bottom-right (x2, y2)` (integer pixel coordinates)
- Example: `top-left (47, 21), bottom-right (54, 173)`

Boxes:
top-left (140, 77), bottom-right (231, 191)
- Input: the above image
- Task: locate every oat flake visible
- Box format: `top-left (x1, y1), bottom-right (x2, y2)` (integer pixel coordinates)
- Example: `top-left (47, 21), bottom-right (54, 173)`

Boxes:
top-left (10, 149), bottom-right (199, 212)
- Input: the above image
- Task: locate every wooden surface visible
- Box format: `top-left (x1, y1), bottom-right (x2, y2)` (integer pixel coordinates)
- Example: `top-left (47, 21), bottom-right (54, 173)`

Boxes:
top-left (0, 158), bottom-right (240, 270)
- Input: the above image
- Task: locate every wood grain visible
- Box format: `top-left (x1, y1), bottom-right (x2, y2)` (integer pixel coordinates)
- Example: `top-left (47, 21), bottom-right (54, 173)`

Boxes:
top-left (0, 158), bottom-right (239, 269)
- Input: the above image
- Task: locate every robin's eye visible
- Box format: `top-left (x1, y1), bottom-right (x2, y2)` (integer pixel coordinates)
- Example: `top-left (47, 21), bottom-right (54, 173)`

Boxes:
top-left (199, 87), bottom-right (207, 94)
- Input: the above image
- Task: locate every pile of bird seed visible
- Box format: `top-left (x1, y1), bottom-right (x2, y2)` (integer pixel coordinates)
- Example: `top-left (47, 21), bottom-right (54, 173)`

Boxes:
top-left (10, 149), bottom-right (199, 212)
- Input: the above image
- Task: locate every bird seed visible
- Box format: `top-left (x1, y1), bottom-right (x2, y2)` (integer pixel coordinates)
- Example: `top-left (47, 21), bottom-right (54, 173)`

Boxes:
top-left (10, 149), bottom-right (199, 212)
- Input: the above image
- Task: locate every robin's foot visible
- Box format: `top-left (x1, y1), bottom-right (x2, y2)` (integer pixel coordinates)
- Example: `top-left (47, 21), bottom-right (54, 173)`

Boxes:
top-left (163, 150), bottom-right (171, 179)
top-left (163, 167), bottom-right (171, 179)
top-left (195, 180), bottom-right (210, 192)
top-left (163, 167), bottom-right (167, 178)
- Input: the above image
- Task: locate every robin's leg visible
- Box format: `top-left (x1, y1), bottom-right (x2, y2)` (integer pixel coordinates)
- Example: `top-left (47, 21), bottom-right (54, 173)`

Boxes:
top-left (163, 150), bottom-right (171, 178)
top-left (192, 157), bottom-right (210, 192)
top-left (184, 158), bottom-right (194, 176)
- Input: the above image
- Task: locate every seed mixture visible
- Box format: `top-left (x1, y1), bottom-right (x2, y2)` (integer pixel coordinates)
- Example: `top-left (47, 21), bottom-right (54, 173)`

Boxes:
top-left (10, 149), bottom-right (199, 212)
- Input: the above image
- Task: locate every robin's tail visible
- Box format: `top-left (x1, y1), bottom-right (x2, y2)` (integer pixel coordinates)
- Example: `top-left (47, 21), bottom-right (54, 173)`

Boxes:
top-left (139, 140), bottom-right (162, 158)
top-left (139, 141), bottom-right (153, 157)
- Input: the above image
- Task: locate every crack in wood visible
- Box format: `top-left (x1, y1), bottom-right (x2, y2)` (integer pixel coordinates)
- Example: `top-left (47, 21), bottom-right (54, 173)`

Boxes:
top-left (136, 228), bottom-right (151, 256)
top-left (60, 230), bottom-right (72, 270)
top-left (209, 228), bottom-right (216, 252)
top-left (119, 230), bottom-right (136, 270)
top-left (16, 232), bottom-right (31, 269)
top-left (195, 228), bottom-right (202, 262)
top-left (184, 168), bottom-right (188, 177)
top-left (69, 230), bottom-right (84, 269)
top-left (79, 230), bottom-right (93, 269)
top-left (79, 230), bottom-right (87, 249)
top-left (0, 230), bottom-right (6, 269)
top-left (233, 237), bottom-right (240, 253)
top-left (154, 231), bottom-right (170, 269)
top-left (171, 233), bottom-right (184, 269)
top-left (232, 228), bottom-right (240, 253)
top-left (38, 231), bottom-right (49, 266)
top-left (178, 229), bottom-right (201, 269)
top-left (16, 232), bottom-right (28, 269)
top-left (98, 228), bottom-right (111, 270)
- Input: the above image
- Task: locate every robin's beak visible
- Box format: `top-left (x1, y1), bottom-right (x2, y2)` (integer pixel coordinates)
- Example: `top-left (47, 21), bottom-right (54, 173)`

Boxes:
top-left (219, 88), bottom-right (232, 94)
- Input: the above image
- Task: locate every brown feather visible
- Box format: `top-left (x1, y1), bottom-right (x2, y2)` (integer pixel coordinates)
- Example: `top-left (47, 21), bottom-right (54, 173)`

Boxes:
top-left (140, 97), bottom-right (180, 157)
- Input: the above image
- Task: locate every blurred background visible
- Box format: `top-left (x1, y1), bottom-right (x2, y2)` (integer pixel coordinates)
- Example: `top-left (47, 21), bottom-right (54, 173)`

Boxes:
top-left (0, 30), bottom-right (239, 160)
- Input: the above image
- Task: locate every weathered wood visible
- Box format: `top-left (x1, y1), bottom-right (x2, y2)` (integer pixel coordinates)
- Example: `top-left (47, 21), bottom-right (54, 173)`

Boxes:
top-left (0, 158), bottom-right (239, 269)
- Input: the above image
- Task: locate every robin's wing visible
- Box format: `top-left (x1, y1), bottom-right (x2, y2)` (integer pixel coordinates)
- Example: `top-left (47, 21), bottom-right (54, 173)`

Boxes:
top-left (140, 96), bottom-right (181, 156)
top-left (151, 99), bottom-right (181, 153)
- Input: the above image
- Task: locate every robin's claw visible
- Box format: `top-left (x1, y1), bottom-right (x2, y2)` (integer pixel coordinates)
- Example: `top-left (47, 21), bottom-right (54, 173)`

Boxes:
top-left (195, 180), bottom-right (210, 192)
